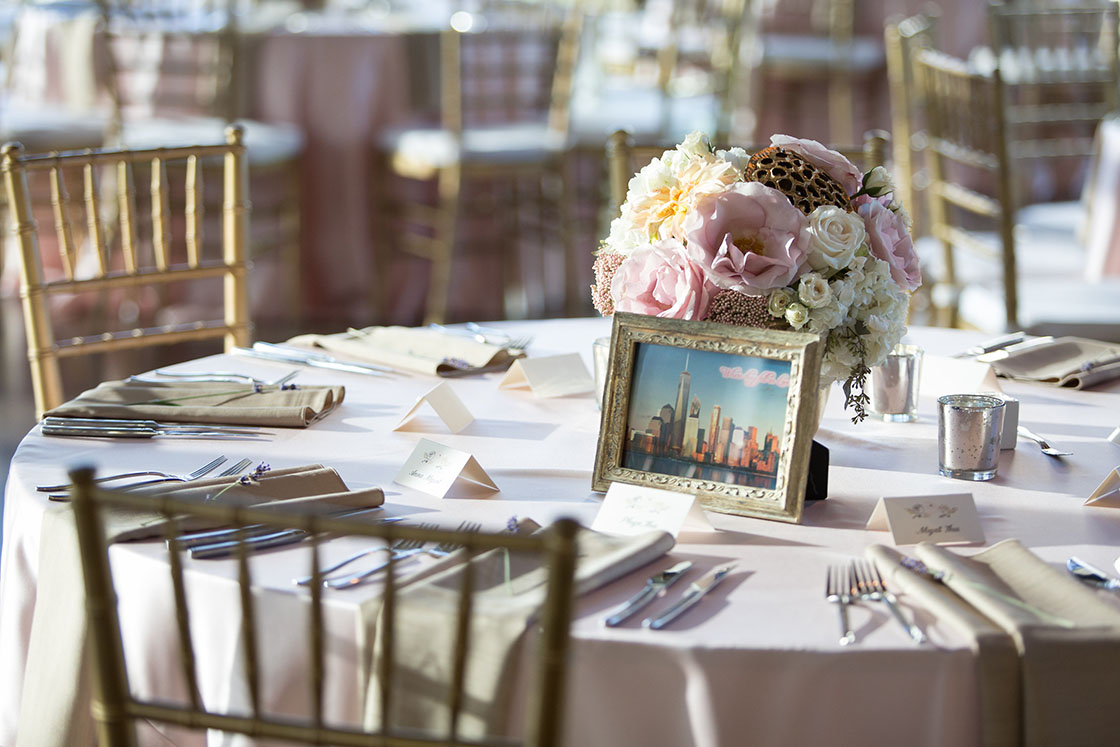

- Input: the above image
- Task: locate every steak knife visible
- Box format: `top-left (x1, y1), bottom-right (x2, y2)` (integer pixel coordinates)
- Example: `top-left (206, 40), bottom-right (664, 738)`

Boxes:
top-left (643, 564), bottom-right (735, 630)
top-left (603, 561), bottom-right (693, 627)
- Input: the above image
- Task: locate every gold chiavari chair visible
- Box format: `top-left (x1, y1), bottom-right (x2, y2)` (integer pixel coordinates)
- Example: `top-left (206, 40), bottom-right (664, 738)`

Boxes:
top-left (68, 466), bottom-right (579, 747)
top-left (94, 0), bottom-right (305, 333)
top-left (605, 127), bottom-right (889, 213)
top-left (914, 48), bottom-right (1120, 339)
top-left (1, 126), bottom-right (251, 419)
top-left (381, 2), bottom-right (583, 324)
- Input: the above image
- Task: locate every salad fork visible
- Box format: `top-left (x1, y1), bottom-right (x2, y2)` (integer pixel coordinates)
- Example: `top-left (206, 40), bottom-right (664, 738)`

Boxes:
top-left (1016, 425), bottom-right (1073, 457)
top-left (38, 455), bottom-right (228, 493)
top-left (851, 559), bottom-right (927, 644)
top-left (320, 521), bottom-right (477, 589)
top-left (826, 564), bottom-right (856, 646)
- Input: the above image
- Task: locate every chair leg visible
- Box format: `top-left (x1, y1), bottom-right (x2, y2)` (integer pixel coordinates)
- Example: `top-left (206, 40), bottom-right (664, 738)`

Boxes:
top-left (424, 165), bottom-right (462, 326)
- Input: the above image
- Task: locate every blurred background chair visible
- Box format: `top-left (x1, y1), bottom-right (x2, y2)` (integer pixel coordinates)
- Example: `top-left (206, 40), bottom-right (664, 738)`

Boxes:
top-left (1, 127), bottom-right (251, 418)
top-left (69, 466), bottom-right (578, 747)
top-left (914, 48), bottom-right (1120, 341)
top-left (94, 0), bottom-right (305, 336)
top-left (379, 1), bottom-right (583, 324)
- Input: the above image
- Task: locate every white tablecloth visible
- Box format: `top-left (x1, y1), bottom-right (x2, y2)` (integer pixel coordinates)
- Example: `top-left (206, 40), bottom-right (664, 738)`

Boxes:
top-left (3, 319), bottom-right (1120, 746)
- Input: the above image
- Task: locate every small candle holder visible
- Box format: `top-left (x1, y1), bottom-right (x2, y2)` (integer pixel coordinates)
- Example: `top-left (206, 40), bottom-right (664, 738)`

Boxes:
top-left (937, 394), bottom-right (1006, 481)
top-left (870, 344), bottom-right (923, 422)
top-left (592, 336), bottom-right (611, 410)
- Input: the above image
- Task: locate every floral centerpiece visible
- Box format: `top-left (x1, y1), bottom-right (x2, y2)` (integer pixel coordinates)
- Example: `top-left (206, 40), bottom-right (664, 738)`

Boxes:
top-left (591, 132), bottom-right (921, 423)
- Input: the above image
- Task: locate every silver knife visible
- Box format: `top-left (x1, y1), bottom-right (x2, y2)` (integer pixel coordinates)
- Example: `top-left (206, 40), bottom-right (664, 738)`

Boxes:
top-left (1067, 556), bottom-right (1120, 591)
top-left (603, 561), bottom-right (693, 627)
top-left (43, 417), bottom-right (262, 434)
top-left (642, 564), bottom-right (734, 630)
top-left (186, 514), bottom-right (404, 558)
top-left (240, 342), bottom-right (394, 376)
top-left (42, 424), bottom-right (263, 439)
top-left (953, 331), bottom-right (1025, 358)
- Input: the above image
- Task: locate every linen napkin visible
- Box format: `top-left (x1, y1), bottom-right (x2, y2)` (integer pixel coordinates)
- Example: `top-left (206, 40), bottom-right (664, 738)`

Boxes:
top-left (867, 545), bottom-right (1021, 747)
top-left (908, 540), bottom-right (1120, 747)
top-left (287, 326), bottom-right (525, 377)
top-left (16, 465), bottom-right (383, 747)
top-left (360, 524), bottom-right (674, 740)
top-left (44, 379), bottom-right (345, 427)
top-left (986, 337), bottom-right (1120, 390)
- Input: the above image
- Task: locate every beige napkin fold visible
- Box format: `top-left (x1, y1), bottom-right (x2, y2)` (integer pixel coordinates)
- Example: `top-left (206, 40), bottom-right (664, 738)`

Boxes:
top-left (287, 326), bottom-right (524, 377)
top-left (16, 465), bottom-right (382, 747)
top-left (360, 525), bottom-right (674, 740)
top-left (867, 545), bottom-right (1021, 747)
top-left (987, 337), bottom-right (1120, 390)
top-left (905, 540), bottom-right (1120, 747)
top-left (44, 379), bottom-right (345, 427)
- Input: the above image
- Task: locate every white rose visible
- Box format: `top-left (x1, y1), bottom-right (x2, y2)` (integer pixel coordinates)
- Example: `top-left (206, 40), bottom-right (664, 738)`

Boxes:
top-left (785, 302), bottom-right (809, 329)
top-left (678, 130), bottom-right (712, 159)
top-left (767, 287), bottom-right (796, 317)
top-left (863, 166), bottom-right (895, 197)
top-left (806, 206), bottom-right (865, 273)
top-left (797, 273), bottom-right (832, 308)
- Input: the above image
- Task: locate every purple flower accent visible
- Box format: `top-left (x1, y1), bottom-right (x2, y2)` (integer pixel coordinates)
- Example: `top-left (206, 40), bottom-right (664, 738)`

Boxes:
top-left (239, 462), bottom-right (271, 486)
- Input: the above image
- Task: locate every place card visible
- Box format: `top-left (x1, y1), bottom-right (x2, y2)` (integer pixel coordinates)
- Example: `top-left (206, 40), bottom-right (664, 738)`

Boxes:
top-left (394, 438), bottom-right (498, 498)
top-left (591, 482), bottom-right (714, 538)
top-left (1108, 427), bottom-right (1120, 446)
top-left (866, 492), bottom-right (984, 545)
top-left (920, 355), bottom-right (1002, 398)
top-left (498, 354), bottom-right (595, 397)
top-left (394, 382), bottom-right (474, 433)
top-left (1086, 467), bottom-right (1120, 508)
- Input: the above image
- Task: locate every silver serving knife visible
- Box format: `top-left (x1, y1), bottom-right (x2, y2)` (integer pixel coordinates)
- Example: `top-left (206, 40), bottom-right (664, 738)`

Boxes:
top-left (642, 564), bottom-right (734, 630)
top-left (1066, 557), bottom-right (1120, 591)
top-left (603, 561), bottom-right (693, 627)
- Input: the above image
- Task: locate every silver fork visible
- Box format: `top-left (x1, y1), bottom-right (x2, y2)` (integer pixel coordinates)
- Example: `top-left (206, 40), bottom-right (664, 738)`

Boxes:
top-left (319, 523), bottom-right (437, 589)
top-left (426, 521), bottom-right (481, 557)
top-left (37, 455), bottom-right (228, 493)
top-left (851, 559), bottom-right (927, 644)
top-left (1016, 425), bottom-right (1073, 457)
top-left (217, 458), bottom-right (253, 478)
top-left (826, 564), bottom-right (856, 646)
top-left (504, 335), bottom-right (533, 352)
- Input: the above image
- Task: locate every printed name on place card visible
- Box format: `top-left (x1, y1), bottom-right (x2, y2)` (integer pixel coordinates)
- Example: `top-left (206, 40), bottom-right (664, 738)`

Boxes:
top-left (394, 438), bottom-right (498, 499)
top-left (866, 493), bottom-right (984, 545)
top-left (394, 381), bottom-right (474, 433)
top-left (498, 354), bottom-right (595, 397)
top-left (591, 482), bottom-right (714, 538)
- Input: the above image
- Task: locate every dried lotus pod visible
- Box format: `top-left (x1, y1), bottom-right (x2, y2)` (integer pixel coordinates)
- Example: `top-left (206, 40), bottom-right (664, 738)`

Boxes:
top-left (745, 146), bottom-right (853, 214)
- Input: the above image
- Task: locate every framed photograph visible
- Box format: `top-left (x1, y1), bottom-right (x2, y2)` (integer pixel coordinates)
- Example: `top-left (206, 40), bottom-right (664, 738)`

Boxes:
top-left (592, 312), bottom-right (824, 524)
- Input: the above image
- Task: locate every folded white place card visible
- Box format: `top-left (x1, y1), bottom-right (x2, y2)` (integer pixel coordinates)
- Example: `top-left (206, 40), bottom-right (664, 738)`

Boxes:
top-left (1086, 467), bottom-right (1120, 508)
top-left (498, 354), bottom-right (595, 398)
top-left (920, 355), bottom-right (1002, 397)
top-left (394, 382), bottom-right (474, 433)
top-left (866, 492), bottom-right (984, 545)
top-left (591, 482), bottom-right (714, 538)
top-left (1109, 427), bottom-right (1120, 446)
top-left (394, 438), bottom-right (498, 499)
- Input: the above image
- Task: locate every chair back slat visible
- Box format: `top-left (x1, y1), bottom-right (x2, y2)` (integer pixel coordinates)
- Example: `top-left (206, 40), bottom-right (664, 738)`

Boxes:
top-left (447, 553), bottom-right (477, 741)
top-left (163, 519), bottom-right (204, 713)
top-left (117, 160), bottom-right (139, 273)
top-left (82, 162), bottom-right (110, 276)
top-left (236, 540), bottom-right (263, 718)
top-left (184, 155), bottom-right (202, 267)
top-left (48, 165), bottom-right (78, 280)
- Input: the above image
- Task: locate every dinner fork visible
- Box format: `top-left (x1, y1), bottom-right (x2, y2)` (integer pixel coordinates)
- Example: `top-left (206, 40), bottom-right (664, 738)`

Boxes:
top-left (826, 564), bottom-right (856, 646)
top-left (292, 523), bottom-right (429, 586)
top-left (321, 521), bottom-right (478, 590)
top-left (1016, 425), bottom-right (1073, 457)
top-left (851, 559), bottom-right (927, 644)
top-left (37, 456), bottom-right (228, 493)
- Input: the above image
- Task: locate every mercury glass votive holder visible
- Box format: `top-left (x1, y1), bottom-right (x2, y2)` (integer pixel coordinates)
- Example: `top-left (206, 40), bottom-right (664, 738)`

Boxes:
top-left (870, 344), bottom-right (923, 422)
top-left (937, 394), bottom-right (1006, 481)
top-left (592, 336), bottom-right (611, 410)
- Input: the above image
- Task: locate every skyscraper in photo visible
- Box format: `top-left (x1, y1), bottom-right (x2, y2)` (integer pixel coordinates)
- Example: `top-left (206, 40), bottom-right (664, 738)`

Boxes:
top-left (670, 353), bottom-right (691, 454)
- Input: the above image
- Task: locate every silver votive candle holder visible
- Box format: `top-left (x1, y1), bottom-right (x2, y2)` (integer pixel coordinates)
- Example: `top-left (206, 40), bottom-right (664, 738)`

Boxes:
top-left (870, 344), bottom-right (923, 422)
top-left (592, 336), bottom-right (611, 410)
top-left (937, 394), bottom-right (1006, 481)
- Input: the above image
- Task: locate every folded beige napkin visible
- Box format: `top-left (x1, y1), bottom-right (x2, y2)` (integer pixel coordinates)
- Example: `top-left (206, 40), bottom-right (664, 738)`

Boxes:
top-left (988, 337), bottom-right (1120, 389)
top-left (360, 524), bottom-right (674, 739)
top-left (16, 465), bottom-right (382, 747)
top-left (871, 540), bottom-right (1120, 747)
top-left (287, 326), bottom-right (524, 377)
top-left (44, 379), bottom-right (345, 427)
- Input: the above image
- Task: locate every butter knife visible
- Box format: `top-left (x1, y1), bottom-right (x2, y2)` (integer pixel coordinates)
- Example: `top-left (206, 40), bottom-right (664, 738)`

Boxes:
top-left (952, 331), bottom-right (1025, 358)
top-left (237, 342), bottom-right (394, 376)
top-left (642, 564), bottom-right (734, 630)
top-left (42, 424), bottom-right (263, 439)
top-left (43, 417), bottom-right (261, 434)
top-left (604, 561), bottom-right (693, 627)
top-left (188, 516), bottom-right (405, 559)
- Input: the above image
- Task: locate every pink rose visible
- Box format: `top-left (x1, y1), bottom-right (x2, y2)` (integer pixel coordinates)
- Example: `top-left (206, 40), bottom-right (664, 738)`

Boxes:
top-left (858, 200), bottom-right (922, 291)
top-left (611, 239), bottom-right (717, 320)
top-left (770, 134), bottom-right (863, 196)
top-left (683, 182), bottom-right (810, 294)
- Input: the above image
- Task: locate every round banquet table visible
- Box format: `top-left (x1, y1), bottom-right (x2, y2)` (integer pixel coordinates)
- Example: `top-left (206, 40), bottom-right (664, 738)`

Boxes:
top-left (3, 319), bottom-right (1120, 746)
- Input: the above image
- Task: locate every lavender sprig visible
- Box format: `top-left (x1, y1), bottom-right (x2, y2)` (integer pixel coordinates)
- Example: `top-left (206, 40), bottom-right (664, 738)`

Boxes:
top-left (207, 462), bottom-right (272, 502)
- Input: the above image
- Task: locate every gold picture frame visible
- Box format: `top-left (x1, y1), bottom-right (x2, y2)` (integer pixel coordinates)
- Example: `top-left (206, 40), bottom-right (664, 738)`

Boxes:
top-left (592, 312), bottom-right (824, 524)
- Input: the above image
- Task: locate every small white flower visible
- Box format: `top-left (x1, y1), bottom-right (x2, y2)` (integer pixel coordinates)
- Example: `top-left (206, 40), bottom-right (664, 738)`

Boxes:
top-left (806, 206), bottom-right (865, 273)
top-left (889, 200), bottom-right (914, 233)
top-left (767, 287), bottom-right (796, 317)
top-left (798, 273), bottom-right (832, 308)
top-left (863, 166), bottom-right (895, 197)
top-left (715, 146), bottom-right (751, 172)
top-left (785, 302), bottom-right (809, 329)
top-left (677, 130), bottom-right (712, 159)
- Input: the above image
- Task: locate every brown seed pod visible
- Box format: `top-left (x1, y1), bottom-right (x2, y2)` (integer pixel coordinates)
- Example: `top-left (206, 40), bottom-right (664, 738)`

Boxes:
top-left (702, 289), bottom-right (783, 329)
top-left (745, 146), bottom-right (853, 215)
